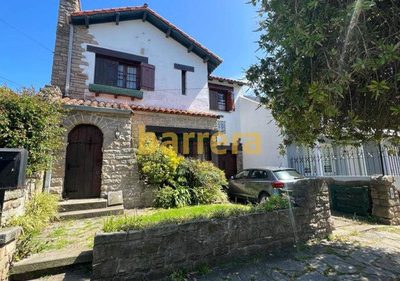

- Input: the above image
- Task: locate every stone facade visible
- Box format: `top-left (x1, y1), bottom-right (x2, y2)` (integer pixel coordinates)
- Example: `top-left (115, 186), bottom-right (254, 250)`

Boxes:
top-left (371, 176), bottom-right (400, 225)
top-left (51, 0), bottom-right (98, 99)
top-left (49, 108), bottom-right (219, 208)
top-left (68, 25), bottom-right (98, 99)
top-left (0, 227), bottom-right (20, 281)
top-left (51, 0), bottom-right (81, 95)
top-left (50, 107), bottom-right (139, 207)
top-left (91, 179), bottom-right (332, 280)
top-left (131, 111), bottom-right (219, 146)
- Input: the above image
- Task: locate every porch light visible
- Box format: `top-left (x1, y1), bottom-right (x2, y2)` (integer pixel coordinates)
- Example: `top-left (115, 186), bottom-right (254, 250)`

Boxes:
top-left (115, 126), bottom-right (122, 140)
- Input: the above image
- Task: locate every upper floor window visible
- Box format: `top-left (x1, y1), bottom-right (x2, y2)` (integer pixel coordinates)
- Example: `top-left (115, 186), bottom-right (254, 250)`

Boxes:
top-left (94, 54), bottom-right (155, 91)
top-left (209, 84), bottom-right (234, 112)
top-left (117, 63), bottom-right (138, 89)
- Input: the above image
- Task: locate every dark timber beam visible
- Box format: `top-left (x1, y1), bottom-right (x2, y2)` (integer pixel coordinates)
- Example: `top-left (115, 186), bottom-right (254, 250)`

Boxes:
top-left (142, 11), bottom-right (148, 22)
top-left (187, 45), bottom-right (194, 53)
top-left (165, 28), bottom-right (172, 38)
top-left (115, 12), bottom-right (120, 25)
top-left (203, 56), bottom-right (210, 63)
top-left (85, 15), bottom-right (89, 28)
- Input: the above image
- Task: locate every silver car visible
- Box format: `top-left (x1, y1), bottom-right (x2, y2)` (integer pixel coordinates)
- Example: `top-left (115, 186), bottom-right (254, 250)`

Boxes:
top-left (228, 167), bottom-right (305, 203)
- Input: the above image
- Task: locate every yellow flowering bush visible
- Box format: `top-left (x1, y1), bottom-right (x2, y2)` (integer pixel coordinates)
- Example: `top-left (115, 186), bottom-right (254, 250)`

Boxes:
top-left (137, 136), bottom-right (183, 187)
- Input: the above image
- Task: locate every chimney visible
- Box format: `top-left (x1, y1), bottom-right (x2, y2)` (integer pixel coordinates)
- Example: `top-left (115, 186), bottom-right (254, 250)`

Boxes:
top-left (51, 0), bottom-right (81, 95)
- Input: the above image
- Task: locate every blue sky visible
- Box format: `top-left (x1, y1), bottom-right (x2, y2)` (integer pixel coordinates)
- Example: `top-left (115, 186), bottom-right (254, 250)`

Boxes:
top-left (0, 0), bottom-right (260, 91)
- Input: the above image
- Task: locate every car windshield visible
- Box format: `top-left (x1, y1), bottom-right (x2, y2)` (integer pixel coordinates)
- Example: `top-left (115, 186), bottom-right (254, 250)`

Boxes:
top-left (273, 170), bottom-right (304, 180)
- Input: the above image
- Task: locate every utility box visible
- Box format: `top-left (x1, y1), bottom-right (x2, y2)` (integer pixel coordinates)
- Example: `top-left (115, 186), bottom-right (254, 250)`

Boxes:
top-left (0, 148), bottom-right (28, 190)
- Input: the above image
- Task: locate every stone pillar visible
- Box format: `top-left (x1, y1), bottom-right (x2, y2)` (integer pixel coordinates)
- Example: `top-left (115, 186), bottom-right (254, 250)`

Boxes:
top-left (51, 0), bottom-right (81, 94)
top-left (371, 176), bottom-right (400, 225)
top-left (292, 178), bottom-right (333, 240)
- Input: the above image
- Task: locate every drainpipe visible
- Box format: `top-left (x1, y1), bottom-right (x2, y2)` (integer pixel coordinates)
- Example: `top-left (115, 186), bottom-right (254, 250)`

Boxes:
top-left (378, 142), bottom-right (385, 176)
top-left (65, 23), bottom-right (74, 96)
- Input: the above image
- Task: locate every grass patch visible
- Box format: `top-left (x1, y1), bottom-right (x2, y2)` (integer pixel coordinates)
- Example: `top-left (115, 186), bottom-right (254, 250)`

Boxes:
top-left (377, 226), bottom-right (400, 234)
top-left (8, 192), bottom-right (58, 261)
top-left (103, 195), bottom-right (290, 233)
top-left (104, 204), bottom-right (251, 232)
top-left (169, 269), bottom-right (187, 281)
top-left (48, 226), bottom-right (67, 239)
top-left (41, 238), bottom-right (71, 252)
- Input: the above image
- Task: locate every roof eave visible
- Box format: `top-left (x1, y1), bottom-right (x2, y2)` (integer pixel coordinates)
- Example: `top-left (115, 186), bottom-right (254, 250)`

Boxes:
top-left (70, 9), bottom-right (222, 73)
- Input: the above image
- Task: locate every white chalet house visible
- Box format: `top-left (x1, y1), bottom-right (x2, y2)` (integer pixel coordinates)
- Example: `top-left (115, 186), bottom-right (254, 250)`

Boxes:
top-left (50, 0), bottom-right (286, 207)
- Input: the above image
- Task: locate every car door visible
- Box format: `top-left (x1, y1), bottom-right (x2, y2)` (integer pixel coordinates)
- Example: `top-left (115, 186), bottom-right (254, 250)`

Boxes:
top-left (229, 170), bottom-right (250, 197)
top-left (244, 169), bottom-right (274, 199)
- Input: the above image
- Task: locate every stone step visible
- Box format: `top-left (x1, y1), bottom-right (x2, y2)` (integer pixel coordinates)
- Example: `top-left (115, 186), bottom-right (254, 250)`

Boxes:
top-left (58, 198), bottom-right (108, 213)
top-left (10, 249), bottom-right (92, 281)
top-left (57, 205), bottom-right (124, 220)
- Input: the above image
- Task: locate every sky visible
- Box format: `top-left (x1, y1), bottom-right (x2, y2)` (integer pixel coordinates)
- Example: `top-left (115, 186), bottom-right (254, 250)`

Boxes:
top-left (0, 0), bottom-right (260, 91)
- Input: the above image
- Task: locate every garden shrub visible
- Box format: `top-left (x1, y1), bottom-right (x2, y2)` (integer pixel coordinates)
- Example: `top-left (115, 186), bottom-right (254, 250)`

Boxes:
top-left (177, 159), bottom-right (228, 205)
top-left (137, 137), bottom-right (183, 187)
top-left (254, 195), bottom-right (290, 212)
top-left (8, 192), bottom-right (59, 261)
top-left (0, 87), bottom-right (64, 175)
top-left (137, 137), bottom-right (228, 208)
top-left (154, 186), bottom-right (191, 209)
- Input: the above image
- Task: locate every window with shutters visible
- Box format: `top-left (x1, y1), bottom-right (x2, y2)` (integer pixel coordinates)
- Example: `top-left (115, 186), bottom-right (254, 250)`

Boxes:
top-left (94, 54), bottom-right (155, 91)
top-left (209, 84), bottom-right (234, 112)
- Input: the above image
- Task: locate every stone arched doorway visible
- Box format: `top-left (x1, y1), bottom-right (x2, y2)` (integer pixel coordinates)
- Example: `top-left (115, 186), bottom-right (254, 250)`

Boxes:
top-left (64, 124), bottom-right (103, 199)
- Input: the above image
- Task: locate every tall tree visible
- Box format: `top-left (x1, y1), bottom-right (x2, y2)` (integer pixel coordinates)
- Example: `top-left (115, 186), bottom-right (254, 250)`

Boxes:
top-left (247, 0), bottom-right (400, 145)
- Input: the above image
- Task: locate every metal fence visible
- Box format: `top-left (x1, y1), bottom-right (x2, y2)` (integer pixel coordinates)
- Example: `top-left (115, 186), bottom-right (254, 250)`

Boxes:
top-left (289, 145), bottom-right (400, 177)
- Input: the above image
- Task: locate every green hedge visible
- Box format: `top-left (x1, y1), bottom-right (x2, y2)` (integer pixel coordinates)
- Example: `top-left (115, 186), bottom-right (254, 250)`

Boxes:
top-left (0, 87), bottom-right (64, 175)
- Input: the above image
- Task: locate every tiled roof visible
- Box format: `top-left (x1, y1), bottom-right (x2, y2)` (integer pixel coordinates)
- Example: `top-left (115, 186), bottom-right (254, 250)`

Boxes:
top-left (70, 5), bottom-right (222, 73)
top-left (208, 75), bottom-right (246, 86)
top-left (71, 6), bottom-right (145, 17)
top-left (60, 97), bottom-right (220, 118)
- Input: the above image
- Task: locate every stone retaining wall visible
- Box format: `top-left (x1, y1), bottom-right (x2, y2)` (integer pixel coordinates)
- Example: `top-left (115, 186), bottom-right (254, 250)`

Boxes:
top-left (1, 175), bottom-right (44, 226)
top-left (0, 227), bottom-right (20, 280)
top-left (92, 179), bottom-right (332, 281)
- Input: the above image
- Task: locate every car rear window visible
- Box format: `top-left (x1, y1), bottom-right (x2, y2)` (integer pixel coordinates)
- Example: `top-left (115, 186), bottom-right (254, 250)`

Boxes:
top-left (274, 170), bottom-right (304, 180)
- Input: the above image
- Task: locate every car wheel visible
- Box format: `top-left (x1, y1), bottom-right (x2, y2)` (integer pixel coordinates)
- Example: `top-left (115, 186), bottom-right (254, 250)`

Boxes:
top-left (258, 192), bottom-right (270, 204)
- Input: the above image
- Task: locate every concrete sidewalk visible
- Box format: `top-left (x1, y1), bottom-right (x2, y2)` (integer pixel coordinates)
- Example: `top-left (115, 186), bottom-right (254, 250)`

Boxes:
top-left (31, 216), bottom-right (400, 281)
top-left (193, 216), bottom-right (400, 281)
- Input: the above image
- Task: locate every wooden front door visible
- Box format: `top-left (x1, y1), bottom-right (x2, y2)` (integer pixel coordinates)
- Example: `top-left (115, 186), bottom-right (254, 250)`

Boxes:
top-left (218, 150), bottom-right (238, 179)
top-left (64, 125), bottom-right (103, 199)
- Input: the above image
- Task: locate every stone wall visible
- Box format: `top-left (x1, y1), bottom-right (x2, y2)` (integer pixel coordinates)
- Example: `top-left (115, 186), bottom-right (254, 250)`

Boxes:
top-left (131, 111), bottom-right (218, 147)
top-left (50, 107), bottom-right (139, 208)
top-left (1, 175), bottom-right (44, 226)
top-left (92, 178), bottom-right (332, 281)
top-left (0, 227), bottom-right (20, 281)
top-left (371, 176), bottom-right (400, 225)
top-left (324, 176), bottom-right (400, 225)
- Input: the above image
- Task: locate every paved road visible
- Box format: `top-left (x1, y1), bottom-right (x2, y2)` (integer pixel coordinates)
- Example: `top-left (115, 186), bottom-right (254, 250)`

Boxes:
top-left (32, 216), bottom-right (400, 281)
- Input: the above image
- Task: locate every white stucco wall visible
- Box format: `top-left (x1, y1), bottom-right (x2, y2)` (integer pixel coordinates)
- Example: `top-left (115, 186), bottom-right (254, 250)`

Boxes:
top-left (208, 81), bottom-right (244, 142)
top-left (238, 96), bottom-right (287, 169)
top-left (81, 20), bottom-right (210, 112)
